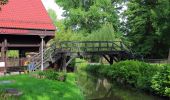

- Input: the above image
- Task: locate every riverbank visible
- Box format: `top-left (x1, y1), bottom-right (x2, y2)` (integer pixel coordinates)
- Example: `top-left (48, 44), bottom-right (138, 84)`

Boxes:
top-left (76, 59), bottom-right (169, 99)
top-left (76, 70), bottom-right (167, 100)
top-left (0, 73), bottom-right (84, 100)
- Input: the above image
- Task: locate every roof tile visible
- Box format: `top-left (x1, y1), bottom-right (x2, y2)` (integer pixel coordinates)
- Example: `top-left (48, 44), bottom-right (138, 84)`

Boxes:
top-left (0, 0), bottom-right (56, 30)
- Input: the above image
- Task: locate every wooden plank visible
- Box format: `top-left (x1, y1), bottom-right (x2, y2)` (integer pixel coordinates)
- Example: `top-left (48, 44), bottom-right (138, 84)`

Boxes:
top-left (0, 28), bottom-right (55, 36)
top-left (7, 44), bottom-right (40, 47)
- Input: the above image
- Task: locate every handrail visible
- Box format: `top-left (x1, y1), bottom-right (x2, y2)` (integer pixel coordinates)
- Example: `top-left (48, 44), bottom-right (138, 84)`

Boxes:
top-left (60, 41), bottom-right (129, 53)
top-left (30, 40), bottom-right (134, 70)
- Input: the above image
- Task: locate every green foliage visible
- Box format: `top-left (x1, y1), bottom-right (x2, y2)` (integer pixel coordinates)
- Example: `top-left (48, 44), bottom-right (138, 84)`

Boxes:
top-left (53, 0), bottom-right (127, 46)
top-left (7, 50), bottom-right (19, 58)
top-left (38, 69), bottom-right (67, 81)
top-left (56, 28), bottom-right (85, 41)
top-left (48, 9), bottom-right (57, 23)
top-left (0, 74), bottom-right (84, 100)
top-left (53, 19), bottom-right (85, 42)
top-left (86, 60), bottom-right (159, 91)
top-left (124, 0), bottom-right (170, 58)
top-left (86, 23), bottom-right (123, 41)
top-left (151, 65), bottom-right (170, 97)
top-left (56, 0), bottom-right (120, 33)
top-left (75, 58), bottom-right (88, 70)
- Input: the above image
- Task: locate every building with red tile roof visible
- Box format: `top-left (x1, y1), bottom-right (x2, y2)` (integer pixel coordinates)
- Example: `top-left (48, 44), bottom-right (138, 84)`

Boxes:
top-left (0, 0), bottom-right (56, 69)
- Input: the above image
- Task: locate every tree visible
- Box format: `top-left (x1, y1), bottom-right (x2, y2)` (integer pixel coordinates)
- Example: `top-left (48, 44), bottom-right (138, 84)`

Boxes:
top-left (48, 9), bottom-right (57, 23)
top-left (55, 0), bottom-right (120, 33)
top-left (86, 23), bottom-right (123, 41)
top-left (0, 0), bottom-right (8, 10)
top-left (124, 0), bottom-right (170, 58)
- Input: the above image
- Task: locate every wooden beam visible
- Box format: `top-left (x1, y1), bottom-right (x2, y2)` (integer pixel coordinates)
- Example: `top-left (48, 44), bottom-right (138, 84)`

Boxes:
top-left (109, 55), bottom-right (114, 65)
top-left (103, 55), bottom-right (110, 63)
top-left (103, 55), bottom-right (115, 65)
top-left (65, 56), bottom-right (77, 67)
top-left (0, 28), bottom-right (55, 36)
top-left (7, 44), bottom-right (40, 47)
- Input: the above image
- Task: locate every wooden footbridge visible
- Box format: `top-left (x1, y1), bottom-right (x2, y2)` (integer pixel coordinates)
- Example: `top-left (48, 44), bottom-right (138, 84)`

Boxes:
top-left (30, 41), bottom-right (135, 71)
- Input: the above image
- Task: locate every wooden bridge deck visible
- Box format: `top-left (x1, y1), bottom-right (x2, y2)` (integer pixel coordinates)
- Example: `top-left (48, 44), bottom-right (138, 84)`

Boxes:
top-left (30, 41), bottom-right (134, 70)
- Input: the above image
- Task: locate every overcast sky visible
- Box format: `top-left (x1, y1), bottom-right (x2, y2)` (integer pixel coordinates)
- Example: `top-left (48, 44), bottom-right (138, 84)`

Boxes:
top-left (41, 0), bottom-right (64, 20)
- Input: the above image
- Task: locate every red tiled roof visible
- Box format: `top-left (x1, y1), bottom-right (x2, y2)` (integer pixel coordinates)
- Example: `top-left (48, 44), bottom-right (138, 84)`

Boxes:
top-left (0, 0), bottom-right (56, 31)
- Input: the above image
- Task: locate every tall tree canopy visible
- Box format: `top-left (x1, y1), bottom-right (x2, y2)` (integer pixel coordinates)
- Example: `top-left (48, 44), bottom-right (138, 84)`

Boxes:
top-left (55, 0), bottom-right (121, 33)
top-left (124, 0), bottom-right (170, 58)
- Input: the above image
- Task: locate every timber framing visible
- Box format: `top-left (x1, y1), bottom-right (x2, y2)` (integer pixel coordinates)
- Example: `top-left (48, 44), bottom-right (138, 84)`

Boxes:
top-left (0, 28), bottom-right (55, 36)
top-left (0, 0), bottom-right (56, 72)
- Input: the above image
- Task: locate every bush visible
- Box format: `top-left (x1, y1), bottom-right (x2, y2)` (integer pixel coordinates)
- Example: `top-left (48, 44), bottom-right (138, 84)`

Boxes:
top-left (151, 65), bottom-right (170, 97)
top-left (75, 58), bottom-right (88, 70)
top-left (38, 69), bottom-right (67, 82)
top-left (86, 60), bottom-right (159, 91)
top-left (112, 61), bottom-right (158, 91)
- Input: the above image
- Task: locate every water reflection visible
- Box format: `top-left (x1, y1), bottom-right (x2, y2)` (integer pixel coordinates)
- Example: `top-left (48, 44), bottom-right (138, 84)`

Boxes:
top-left (76, 71), bottom-right (168, 100)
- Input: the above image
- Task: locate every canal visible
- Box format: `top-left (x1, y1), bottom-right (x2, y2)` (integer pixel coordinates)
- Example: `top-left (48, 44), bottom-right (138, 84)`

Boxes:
top-left (76, 70), bottom-right (168, 100)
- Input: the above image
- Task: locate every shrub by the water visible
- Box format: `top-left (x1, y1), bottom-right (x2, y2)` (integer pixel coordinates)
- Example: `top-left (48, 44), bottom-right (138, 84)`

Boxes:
top-left (87, 61), bottom-right (159, 91)
top-left (151, 65), bottom-right (170, 97)
top-left (82, 60), bottom-right (170, 97)
top-left (38, 69), bottom-right (67, 81)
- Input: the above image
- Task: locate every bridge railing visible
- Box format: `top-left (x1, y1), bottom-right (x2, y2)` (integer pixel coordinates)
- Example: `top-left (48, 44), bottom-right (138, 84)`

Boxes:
top-left (59, 41), bottom-right (128, 53)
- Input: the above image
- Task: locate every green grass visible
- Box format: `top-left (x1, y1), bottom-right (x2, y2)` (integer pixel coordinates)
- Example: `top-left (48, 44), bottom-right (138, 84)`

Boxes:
top-left (0, 73), bottom-right (84, 100)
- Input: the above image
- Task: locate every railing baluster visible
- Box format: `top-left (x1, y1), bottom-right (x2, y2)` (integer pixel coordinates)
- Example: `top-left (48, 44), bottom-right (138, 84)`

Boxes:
top-left (107, 41), bottom-right (109, 51)
top-left (120, 41), bottom-right (123, 51)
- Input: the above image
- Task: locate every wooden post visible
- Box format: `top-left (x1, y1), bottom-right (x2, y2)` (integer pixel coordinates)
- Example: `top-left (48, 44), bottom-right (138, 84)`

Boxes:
top-left (1, 42), bottom-right (5, 61)
top-left (4, 39), bottom-right (8, 68)
top-left (98, 42), bottom-right (101, 52)
top-left (109, 55), bottom-right (114, 65)
top-left (19, 50), bottom-right (26, 66)
top-left (1, 41), bottom-right (5, 72)
top-left (40, 36), bottom-right (45, 71)
top-left (62, 53), bottom-right (67, 73)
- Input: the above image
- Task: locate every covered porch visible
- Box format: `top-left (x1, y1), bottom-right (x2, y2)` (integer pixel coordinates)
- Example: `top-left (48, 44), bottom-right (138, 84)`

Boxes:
top-left (0, 0), bottom-right (56, 72)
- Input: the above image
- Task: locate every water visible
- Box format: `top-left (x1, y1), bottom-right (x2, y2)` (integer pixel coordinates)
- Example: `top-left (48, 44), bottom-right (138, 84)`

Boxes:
top-left (76, 71), bottom-right (168, 100)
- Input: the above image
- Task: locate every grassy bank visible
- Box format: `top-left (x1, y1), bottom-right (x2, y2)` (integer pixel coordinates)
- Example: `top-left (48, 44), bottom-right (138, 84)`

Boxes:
top-left (84, 60), bottom-right (170, 98)
top-left (0, 73), bottom-right (84, 100)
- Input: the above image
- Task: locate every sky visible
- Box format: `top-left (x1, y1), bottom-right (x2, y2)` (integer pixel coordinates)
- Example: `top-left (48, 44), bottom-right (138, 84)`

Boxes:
top-left (41, 0), bottom-right (64, 20)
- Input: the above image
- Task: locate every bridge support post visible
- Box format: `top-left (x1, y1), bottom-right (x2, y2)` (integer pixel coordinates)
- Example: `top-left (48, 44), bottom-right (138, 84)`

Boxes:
top-left (109, 56), bottom-right (114, 65)
top-left (62, 53), bottom-right (67, 73)
top-left (103, 55), bottom-right (114, 65)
